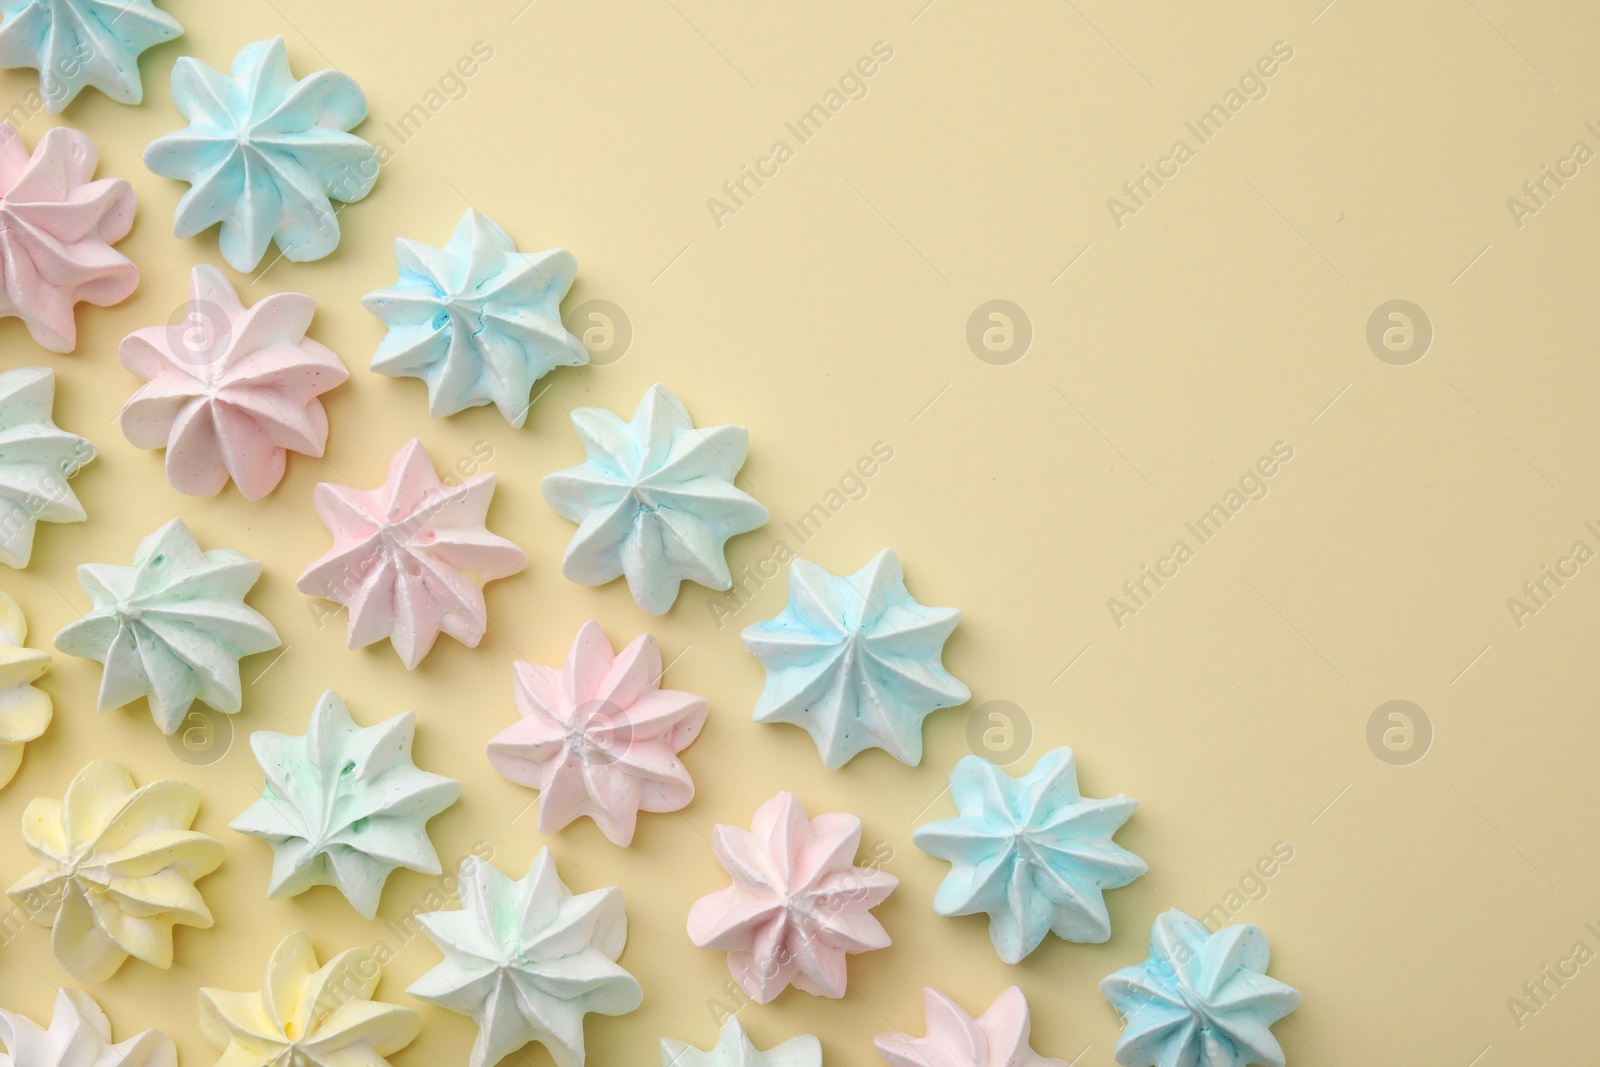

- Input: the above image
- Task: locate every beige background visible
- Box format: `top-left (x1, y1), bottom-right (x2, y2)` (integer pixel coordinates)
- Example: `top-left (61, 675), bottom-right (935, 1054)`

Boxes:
top-left (1, 0), bottom-right (1595, 1063)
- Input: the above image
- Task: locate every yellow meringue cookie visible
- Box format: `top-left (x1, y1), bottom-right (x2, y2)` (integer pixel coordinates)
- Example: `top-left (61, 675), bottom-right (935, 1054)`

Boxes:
top-left (6, 759), bottom-right (225, 981)
top-left (0, 589), bottom-right (51, 789)
top-left (199, 931), bottom-right (420, 1067)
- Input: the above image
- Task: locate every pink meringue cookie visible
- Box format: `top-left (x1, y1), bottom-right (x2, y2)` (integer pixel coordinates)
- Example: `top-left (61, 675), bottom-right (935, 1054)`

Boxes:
top-left (118, 265), bottom-right (347, 500)
top-left (297, 439), bottom-right (527, 669)
top-left (875, 988), bottom-right (1068, 1067)
top-left (487, 620), bottom-right (706, 846)
top-left (687, 791), bottom-right (897, 1003)
top-left (0, 122), bottom-right (137, 352)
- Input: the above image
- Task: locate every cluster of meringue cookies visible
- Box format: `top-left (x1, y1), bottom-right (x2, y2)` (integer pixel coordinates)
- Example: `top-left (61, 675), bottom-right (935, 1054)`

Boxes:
top-left (0, 4), bottom-right (1304, 1067)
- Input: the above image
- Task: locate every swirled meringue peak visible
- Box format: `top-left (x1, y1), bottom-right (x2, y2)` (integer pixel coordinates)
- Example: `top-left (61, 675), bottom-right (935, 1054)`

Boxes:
top-left (364, 209), bottom-right (587, 426)
top-left (876, 987), bottom-right (1066, 1067)
top-left (913, 747), bottom-right (1145, 963)
top-left (200, 931), bottom-right (420, 1067)
top-left (662, 1018), bottom-right (820, 1067)
top-left (687, 791), bottom-right (897, 1004)
top-left (119, 265), bottom-right (347, 500)
top-left (742, 549), bottom-right (969, 769)
top-left (0, 368), bottom-right (96, 568)
top-left (0, 123), bottom-right (137, 352)
top-left (488, 620), bottom-right (706, 846)
top-left (5, 760), bottom-right (224, 981)
top-left (542, 384), bottom-right (768, 614)
top-left (0, 988), bottom-right (175, 1067)
top-left (408, 851), bottom-right (643, 1067)
top-left (0, 589), bottom-right (50, 789)
top-left (231, 690), bottom-right (461, 918)
top-left (0, 0), bottom-right (182, 112)
top-left (1101, 909), bottom-right (1301, 1067)
top-left (296, 438), bottom-right (527, 668)
top-left (143, 36), bottom-right (378, 272)
top-left (53, 518), bottom-right (280, 734)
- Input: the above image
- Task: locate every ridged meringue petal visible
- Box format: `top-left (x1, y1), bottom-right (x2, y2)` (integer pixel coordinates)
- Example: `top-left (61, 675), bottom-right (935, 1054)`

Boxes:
top-left (0, 588), bottom-right (49, 788)
top-left (661, 1018), bottom-right (821, 1067)
top-left (875, 987), bottom-right (1067, 1067)
top-left (0, 987), bottom-right (176, 1067)
top-left (0, 0), bottom-right (182, 111)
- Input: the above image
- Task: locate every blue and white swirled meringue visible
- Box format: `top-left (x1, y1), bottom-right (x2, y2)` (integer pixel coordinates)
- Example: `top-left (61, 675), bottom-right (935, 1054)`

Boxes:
top-left (0, 0), bottom-right (182, 111)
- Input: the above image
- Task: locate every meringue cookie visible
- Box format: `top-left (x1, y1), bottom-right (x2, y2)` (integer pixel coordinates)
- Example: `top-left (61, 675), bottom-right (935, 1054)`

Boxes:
top-left (687, 791), bottom-right (896, 1004)
top-left (542, 384), bottom-right (768, 614)
top-left (363, 209), bottom-right (587, 426)
top-left (408, 851), bottom-right (643, 1067)
top-left (913, 747), bottom-right (1145, 963)
top-left (200, 931), bottom-right (420, 1067)
top-left (0, 123), bottom-right (137, 352)
top-left (487, 620), bottom-right (706, 846)
top-left (0, 987), bottom-right (176, 1067)
top-left (662, 1019), bottom-right (820, 1067)
top-left (0, 0), bottom-right (183, 112)
top-left (119, 265), bottom-right (347, 500)
top-left (0, 589), bottom-right (50, 789)
top-left (742, 549), bottom-right (969, 769)
top-left (54, 518), bottom-right (280, 734)
top-left (231, 690), bottom-right (461, 918)
top-left (297, 438), bottom-right (526, 668)
top-left (143, 37), bottom-right (379, 272)
top-left (875, 988), bottom-right (1065, 1067)
top-left (6, 759), bottom-right (224, 981)
top-left (1101, 909), bottom-right (1301, 1067)
top-left (0, 368), bottom-right (95, 569)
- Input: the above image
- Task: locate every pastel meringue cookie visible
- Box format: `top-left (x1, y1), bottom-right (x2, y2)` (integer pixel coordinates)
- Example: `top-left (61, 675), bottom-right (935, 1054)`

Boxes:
top-left (0, 0), bottom-right (182, 112)
top-left (200, 931), bottom-right (420, 1067)
top-left (0, 368), bottom-right (96, 569)
top-left (1101, 909), bottom-right (1301, 1067)
top-left (5, 759), bottom-right (225, 981)
top-left (297, 438), bottom-right (527, 668)
top-left (542, 384), bottom-right (768, 614)
top-left (119, 265), bottom-right (348, 500)
top-left (913, 748), bottom-right (1145, 963)
top-left (53, 518), bottom-right (280, 734)
top-left (0, 589), bottom-right (50, 789)
top-left (364, 209), bottom-right (587, 427)
top-left (0, 987), bottom-right (176, 1067)
top-left (408, 851), bottom-right (643, 1067)
top-left (143, 36), bottom-right (378, 272)
top-left (231, 690), bottom-right (461, 918)
top-left (0, 123), bottom-right (137, 352)
top-left (743, 549), bottom-right (969, 769)
top-left (663, 1019), bottom-right (820, 1067)
top-left (687, 791), bottom-right (896, 1003)
top-left (487, 620), bottom-right (706, 846)
top-left (876, 987), bottom-right (1066, 1067)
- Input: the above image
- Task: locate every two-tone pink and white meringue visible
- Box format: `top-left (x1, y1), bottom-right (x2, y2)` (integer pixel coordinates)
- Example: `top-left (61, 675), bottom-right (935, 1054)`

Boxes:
top-left (875, 988), bottom-right (1068, 1067)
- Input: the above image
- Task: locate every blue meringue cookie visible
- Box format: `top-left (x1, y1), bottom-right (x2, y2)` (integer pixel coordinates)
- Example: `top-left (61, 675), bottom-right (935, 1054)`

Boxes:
top-left (742, 549), bottom-right (968, 769)
top-left (143, 36), bottom-right (378, 272)
top-left (363, 209), bottom-right (587, 427)
top-left (541, 384), bottom-right (768, 614)
top-left (0, 0), bottom-right (182, 112)
top-left (913, 748), bottom-right (1145, 963)
top-left (1101, 909), bottom-right (1301, 1067)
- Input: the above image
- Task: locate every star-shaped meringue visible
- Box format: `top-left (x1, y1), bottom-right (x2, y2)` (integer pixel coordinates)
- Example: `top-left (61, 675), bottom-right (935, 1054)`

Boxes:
top-left (0, 0), bottom-right (183, 112)
top-left (687, 791), bottom-right (897, 1004)
top-left (231, 690), bottom-right (461, 918)
top-left (1100, 909), bottom-right (1301, 1067)
top-left (363, 209), bottom-right (587, 427)
top-left (296, 438), bottom-right (526, 668)
top-left (0, 987), bottom-right (176, 1067)
top-left (488, 620), bottom-right (706, 846)
top-left (0, 589), bottom-right (50, 789)
top-left (742, 549), bottom-right (969, 769)
top-left (199, 931), bottom-right (420, 1067)
top-left (6, 759), bottom-right (224, 981)
top-left (662, 1018), bottom-right (820, 1067)
top-left (143, 36), bottom-right (379, 272)
top-left (913, 748), bottom-right (1145, 963)
top-left (542, 384), bottom-right (768, 614)
top-left (0, 368), bottom-right (95, 569)
top-left (876, 987), bottom-right (1066, 1067)
top-left (408, 851), bottom-right (643, 1067)
top-left (0, 122), bottom-right (137, 352)
top-left (118, 265), bottom-right (347, 500)
top-left (54, 518), bottom-right (280, 734)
